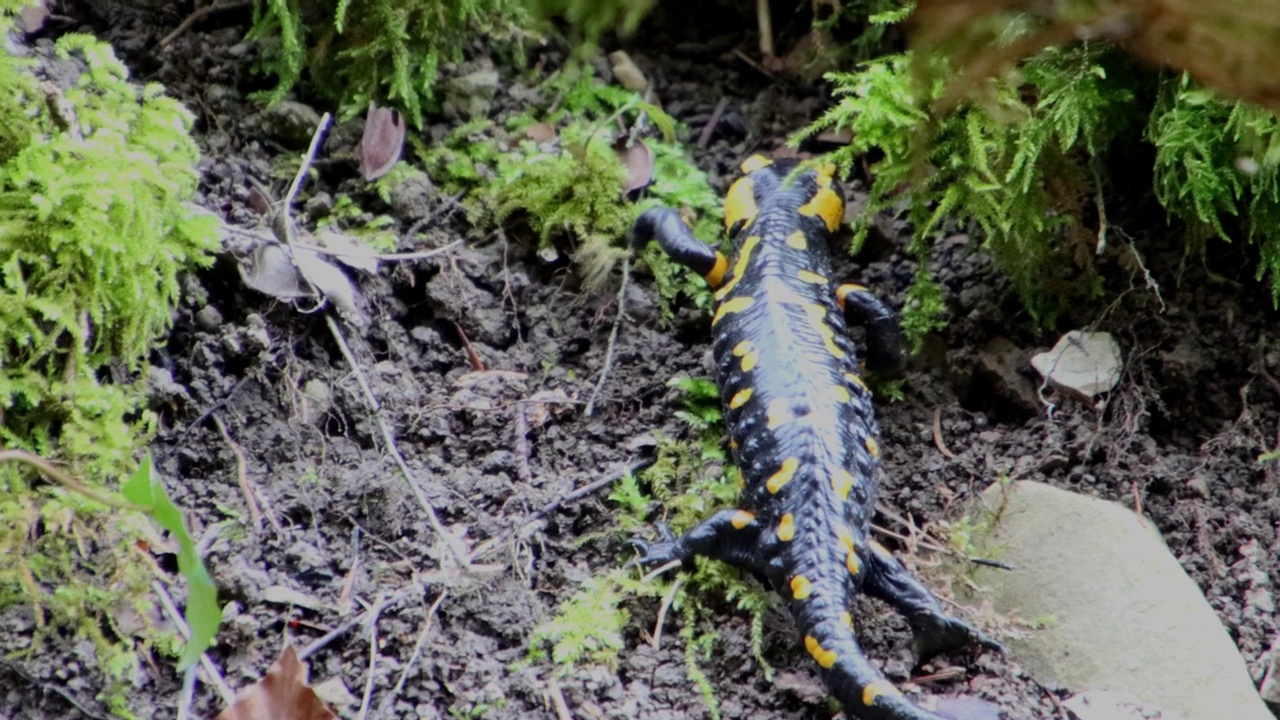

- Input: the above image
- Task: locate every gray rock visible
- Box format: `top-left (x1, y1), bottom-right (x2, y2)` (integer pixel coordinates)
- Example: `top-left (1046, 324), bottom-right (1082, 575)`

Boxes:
top-left (974, 336), bottom-right (1040, 415)
top-left (195, 304), bottom-right (223, 331)
top-left (447, 69), bottom-right (500, 119)
top-left (388, 172), bottom-right (434, 221)
top-left (300, 378), bottom-right (332, 425)
top-left (1062, 690), bottom-right (1189, 720)
top-left (257, 100), bottom-right (323, 149)
top-left (969, 481), bottom-right (1270, 720)
top-left (1031, 331), bottom-right (1122, 399)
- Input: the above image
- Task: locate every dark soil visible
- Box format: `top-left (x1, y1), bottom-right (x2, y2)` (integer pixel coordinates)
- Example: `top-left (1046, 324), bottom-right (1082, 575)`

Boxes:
top-left (4, 2), bottom-right (1278, 720)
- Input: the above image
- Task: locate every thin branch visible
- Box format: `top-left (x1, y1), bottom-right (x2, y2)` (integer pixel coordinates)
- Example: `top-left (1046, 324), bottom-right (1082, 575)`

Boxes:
top-left (325, 314), bottom-right (469, 568)
top-left (0, 450), bottom-right (144, 511)
top-left (292, 239), bottom-right (464, 263)
top-left (151, 581), bottom-right (236, 706)
top-left (378, 591), bottom-right (448, 715)
top-left (585, 254), bottom-right (631, 417)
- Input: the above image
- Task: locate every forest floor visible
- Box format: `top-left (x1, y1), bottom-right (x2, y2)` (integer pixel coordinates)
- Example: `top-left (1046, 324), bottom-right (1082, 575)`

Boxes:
top-left (4, 2), bottom-right (1278, 719)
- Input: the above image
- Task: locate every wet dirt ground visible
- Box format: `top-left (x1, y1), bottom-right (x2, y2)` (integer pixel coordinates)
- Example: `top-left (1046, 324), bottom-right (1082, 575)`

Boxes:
top-left (4, 2), bottom-right (1278, 719)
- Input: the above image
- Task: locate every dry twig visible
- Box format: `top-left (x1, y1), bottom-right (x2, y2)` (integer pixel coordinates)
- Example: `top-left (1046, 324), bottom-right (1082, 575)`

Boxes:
top-left (932, 406), bottom-right (958, 459)
top-left (212, 413), bottom-right (283, 533)
top-left (378, 591), bottom-right (449, 715)
top-left (584, 255), bottom-right (631, 417)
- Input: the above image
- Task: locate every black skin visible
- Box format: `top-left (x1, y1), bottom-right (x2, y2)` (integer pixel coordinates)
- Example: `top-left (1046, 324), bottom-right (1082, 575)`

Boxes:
top-left (627, 158), bottom-right (1001, 720)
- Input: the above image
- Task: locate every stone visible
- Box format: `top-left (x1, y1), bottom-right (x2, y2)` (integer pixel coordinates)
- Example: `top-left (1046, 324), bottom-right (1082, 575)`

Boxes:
top-left (447, 69), bottom-right (500, 119)
top-left (969, 481), bottom-right (1271, 720)
top-left (1031, 331), bottom-right (1122, 399)
top-left (256, 100), bottom-right (323, 149)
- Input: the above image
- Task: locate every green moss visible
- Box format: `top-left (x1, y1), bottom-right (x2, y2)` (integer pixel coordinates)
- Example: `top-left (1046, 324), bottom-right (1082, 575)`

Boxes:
top-left (0, 29), bottom-right (217, 714)
top-left (247, 0), bottom-right (529, 127)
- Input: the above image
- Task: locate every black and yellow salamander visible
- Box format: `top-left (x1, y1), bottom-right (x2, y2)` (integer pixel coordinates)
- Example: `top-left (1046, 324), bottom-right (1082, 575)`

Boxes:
top-left (628, 156), bottom-right (999, 720)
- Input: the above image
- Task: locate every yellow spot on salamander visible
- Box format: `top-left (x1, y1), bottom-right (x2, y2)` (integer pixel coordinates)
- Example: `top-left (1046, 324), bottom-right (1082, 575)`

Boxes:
top-left (838, 611), bottom-right (854, 629)
top-left (814, 163), bottom-right (837, 187)
top-left (732, 340), bottom-right (752, 356)
top-left (837, 527), bottom-right (855, 552)
top-left (724, 177), bottom-right (759, 233)
top-left (740, 154), bottom-right (773, 173)
top-left (741, 351), bottom-right (759, 372)
top-left (715, 235), bottom-right (760, 300)
top-left (729, 388), bottom-right (753, 409)
top-left (835, 283), bottom-right (868, 310)
top-left (862, 681), bottom-right (903, 707)
top-left (797, 270), bottom-right (827, 285)
top-left (847, 549), bottom-right (862, 575)
top-left (804, 635), bottom-right (839, 669)
top-left (766, 398), bottom-right (795, 429)
top-left (844, 372), bottom-right (869, 394)
top-left (766, 457), bottom-right (799, 494)
top-left (776, 513), bottom-right (796, 541)
top-left (790, 575), bottom-right (813, 600)
top-left (704, 252), bottom-right (728, 287)
top-left (785, 230), bottom-right (808, 250)
top-left (804, 304), bottom-right (845, 359)
top-left (730, 510), bottom-right (755, 529)
top-left (865, 437), bottom-right (880, 460)
top-left (799, 186), bottom-right (844, 233)
top-left (831, 468), bottom-right (855, 501)
top-left (712, 296), bottom-right (755, 326)
top-left (833, 385), bottom-right (851, 403)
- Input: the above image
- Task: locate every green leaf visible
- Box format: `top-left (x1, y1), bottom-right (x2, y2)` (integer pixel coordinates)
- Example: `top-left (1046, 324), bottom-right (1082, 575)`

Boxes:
top-left (121, 454), bottom-right (220, 670)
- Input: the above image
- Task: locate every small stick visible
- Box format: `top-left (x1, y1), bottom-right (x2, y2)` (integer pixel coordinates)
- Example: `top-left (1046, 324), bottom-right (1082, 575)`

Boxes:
top-left (548, 676), bottom-right (574, 720)
top-left (151, 581), bottom-right (236, 705)
top-left (176, 663), bottom-right (198, 720)
top-left (292, 239), bottom-right (463, 263)
top-left (650, 575), bottom-right (683, 650)
top-left (355, 595), bottom-right (385, 720)
top-left (325, 315), bottom-right (469, 568)
top-left (932, 407), bottom-right (957, 459)
top-left (379, 591), bottom-right (449, 715)
top-left (640, 559), bottom-right (683, 583)
top-left (513, 406), bottom-right (535, 485)
top-left (584, 254), bottom-right (631, 417)
top-left (299, 585), bottom-right (419, 661)
top-left (697, 98), bottom-right (729, 149)
top-left (211, 414), bottom-right (266, 533)
top-left (0, 450), bottom-right (144, 511)
top-left (910, 666), bottom-right (966, 685)
top-left (467, 458), bottom-right (653, 562)
top-left (159, 0), bottom-right (250, 47)
top-left (453, 322), bottom-right (486, 372)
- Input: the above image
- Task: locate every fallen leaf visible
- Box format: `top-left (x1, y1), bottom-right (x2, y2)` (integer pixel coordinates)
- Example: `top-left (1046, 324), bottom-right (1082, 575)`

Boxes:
top-left (615, 136), bottom-right (654, 199)
top-left (358, 103), bottom-right (405, 181)
top-left (246, 185), bottom-right (274, 216)
top-left (261, 585), bottom-right (328, 612)
top-left (608, 50), bottom-right (648, 92)
top-left (294, 250), bottom-right (365, 325)
top-left (524, 388), bottom-right (574, 427)
top-left (217, 646), bottom-right (337, 720)
top-left (238, 242), bottom-right (310, 301)
top-left (18, 0), bottom-right (51, 34)
top-left (312, 227), bottom-right (380, 274)
top-left (524, 122), bottom-right (557, 144)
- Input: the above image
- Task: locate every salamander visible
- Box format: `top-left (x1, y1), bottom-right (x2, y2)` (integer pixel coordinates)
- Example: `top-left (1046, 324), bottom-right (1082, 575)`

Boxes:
top-left (628, 156), bottom-right (999, 720)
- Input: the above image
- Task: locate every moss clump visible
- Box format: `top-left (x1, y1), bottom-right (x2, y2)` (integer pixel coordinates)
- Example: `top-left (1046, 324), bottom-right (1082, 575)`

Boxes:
top-left (247, 0), bottom-right (529, 126)
top-left (0, 26), bottom-right (217, 715)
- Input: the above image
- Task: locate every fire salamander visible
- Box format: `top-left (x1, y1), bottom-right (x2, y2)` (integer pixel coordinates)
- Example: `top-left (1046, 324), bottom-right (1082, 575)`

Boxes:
top-left (628, 156), bottom-right (999, 720)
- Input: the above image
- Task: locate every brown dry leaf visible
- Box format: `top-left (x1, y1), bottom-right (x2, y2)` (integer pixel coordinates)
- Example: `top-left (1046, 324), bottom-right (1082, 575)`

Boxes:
top-left (524, 122), bottom-right (557, 144)
top-left (615, 136), bottom-right (654, 199)
top-left (217, 646), bottom-right (337, 720)
top-left (358, 102), bottom-right (405, 181)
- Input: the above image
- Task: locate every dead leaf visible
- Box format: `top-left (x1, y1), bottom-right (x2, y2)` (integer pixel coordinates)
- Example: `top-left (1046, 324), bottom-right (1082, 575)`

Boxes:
top-left (615, 136), bottom-right (654, 199)
top-left (217, 646), bottom-right (337, 720)
top-left (524, 122), bottom-right (557, 144)
top-left (261, 585), bottom-right (328, 612)
top-left (358, 103), bottom-right (405, 181)
top-left (294, 251), bottom-right (365, 325)
top-left (239, 242), bottom-right (310, 301)
top-left (312, 227), bottom-right (380, 274)
top-left (310, 678), bottom-right (359, 708)
top-left (524, 388), bottom-right (573, 427)
top-left (608, 50), bottom-right (648, 92)
top-left (246, 185), bottom-right (274, 216)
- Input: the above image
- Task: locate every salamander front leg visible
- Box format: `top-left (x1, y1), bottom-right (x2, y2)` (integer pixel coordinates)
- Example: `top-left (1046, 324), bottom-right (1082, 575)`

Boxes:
top-left (631, 207), bottom-right (729, 287)
top-left (862, 541), bottom-right (1004, 663)
top-left (836, 283), bottom-right (906, 377)
top-left (626, 509), bottom-right (768, 576)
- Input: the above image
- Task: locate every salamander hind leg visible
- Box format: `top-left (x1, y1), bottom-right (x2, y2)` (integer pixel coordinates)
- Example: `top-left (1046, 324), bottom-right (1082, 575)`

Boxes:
top-left (625, 508), bottom-right (769, 576)
top-left (837, 283), bottom-right (906, 377)
top-left (862, 541), bottom-right (1004, 663)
